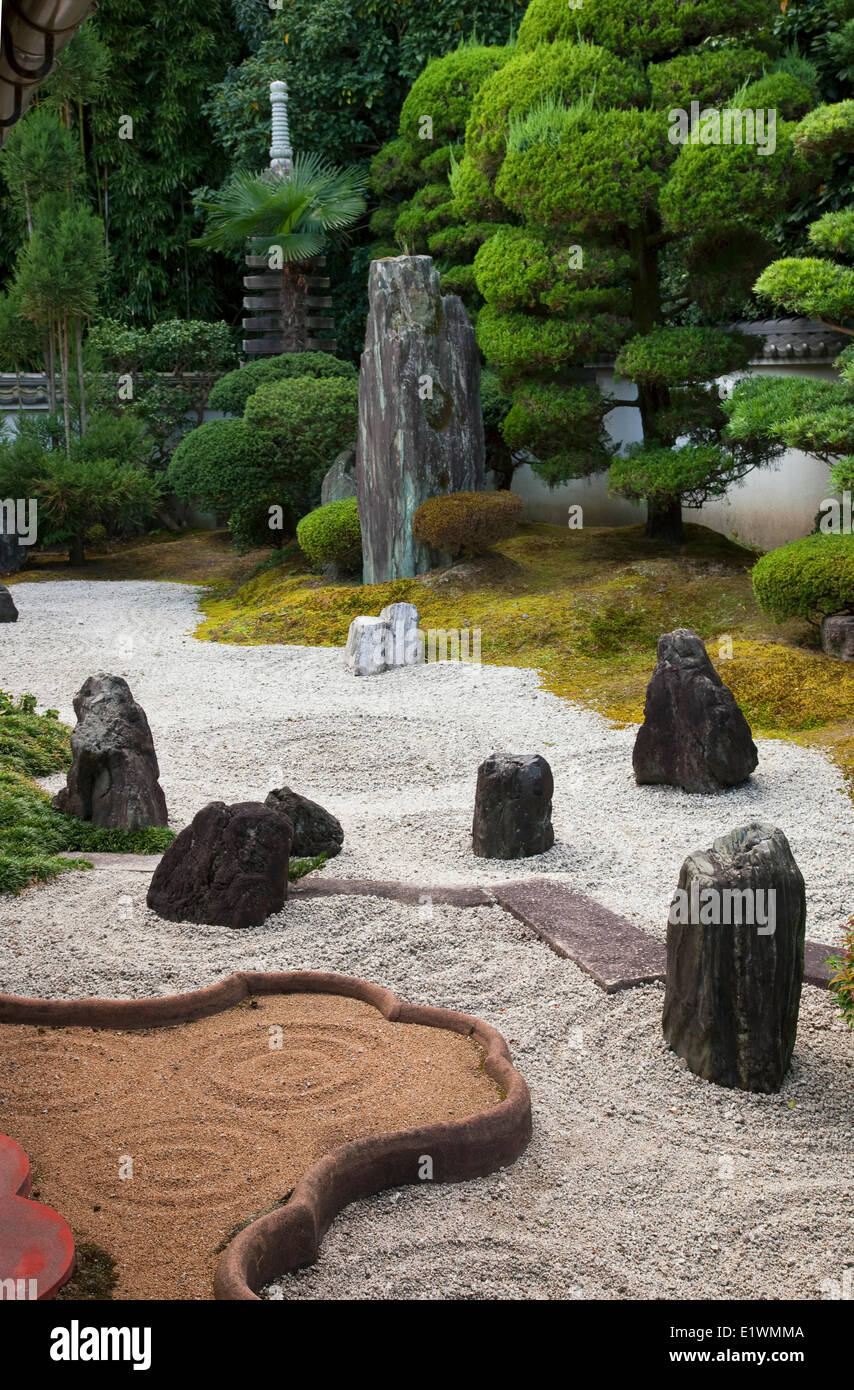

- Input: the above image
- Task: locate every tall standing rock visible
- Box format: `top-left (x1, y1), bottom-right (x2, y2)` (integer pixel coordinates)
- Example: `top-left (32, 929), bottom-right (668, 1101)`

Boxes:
top-left (52, 674), bottom-right (168, 830)
top-left (662, 822), bottom-right (806, 1093)
top-left (633, 628), bottom-right (758, 793)
top-left (357, 256), bottom-right (485, 583)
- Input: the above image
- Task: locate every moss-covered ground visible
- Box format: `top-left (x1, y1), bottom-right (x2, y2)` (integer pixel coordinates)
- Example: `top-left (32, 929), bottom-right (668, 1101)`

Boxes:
top-left (195, 522), bottom-right (854, 796)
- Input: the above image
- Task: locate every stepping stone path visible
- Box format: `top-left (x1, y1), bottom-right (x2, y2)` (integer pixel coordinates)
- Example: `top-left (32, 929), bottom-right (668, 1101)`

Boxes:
top-left (0, 1132), bottom-right (75, 1300)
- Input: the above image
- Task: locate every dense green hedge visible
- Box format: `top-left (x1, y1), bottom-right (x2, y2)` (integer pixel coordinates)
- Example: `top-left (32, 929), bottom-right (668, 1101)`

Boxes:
top-left (208, 352), bottom-right (356, 417)
top-left (751, 533), bottom-right (854, 623)
top-left (296, 497), bottom-right (362, 572)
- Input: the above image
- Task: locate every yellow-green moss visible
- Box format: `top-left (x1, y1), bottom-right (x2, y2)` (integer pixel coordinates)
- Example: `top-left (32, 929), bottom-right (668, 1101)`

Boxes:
top-left (167, 522), bottom-right (854, 799)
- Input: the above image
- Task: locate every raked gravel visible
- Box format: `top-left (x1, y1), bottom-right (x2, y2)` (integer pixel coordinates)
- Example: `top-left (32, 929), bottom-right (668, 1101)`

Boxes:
top-left (1, 580), bottom-right (853, 1301)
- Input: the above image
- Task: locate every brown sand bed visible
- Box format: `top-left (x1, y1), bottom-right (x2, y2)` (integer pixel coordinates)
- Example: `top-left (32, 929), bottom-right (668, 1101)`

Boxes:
top-left (0, 992), bottom-right (501, 1300)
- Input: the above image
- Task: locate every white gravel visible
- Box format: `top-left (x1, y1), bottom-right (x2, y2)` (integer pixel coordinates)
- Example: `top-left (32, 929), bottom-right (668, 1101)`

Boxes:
top-left (2, 578), bottom-right (852, 948)
top-left (1, 579), bottom-right (853, 1302)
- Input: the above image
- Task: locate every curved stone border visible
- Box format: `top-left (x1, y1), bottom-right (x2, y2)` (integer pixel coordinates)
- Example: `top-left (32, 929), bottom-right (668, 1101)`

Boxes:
top-left (0, 971), bottom-right (532, 1301)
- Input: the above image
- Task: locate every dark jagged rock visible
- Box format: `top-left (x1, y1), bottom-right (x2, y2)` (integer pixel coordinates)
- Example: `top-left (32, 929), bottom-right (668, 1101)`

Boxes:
top-left (52, 674), bottom-right (168, 829)
top-left (662, 821), bottom-right (806, 1093)
top-left (147, 800), bottom-right (293, 929)
top-left (821, 613), bottom-right (854, 662)
top-left (0, 531), bottom-right (27, 576)
top-left (265, 786), bottom-right (343, 858)
top-left (0, 584), bottom-right (18, 622)
top-left (472, 753), bottom-right (554, 859)
top-left (356, 255), bottom-right (485, 583)
top-left (633, 628), bottom-right (758, 793)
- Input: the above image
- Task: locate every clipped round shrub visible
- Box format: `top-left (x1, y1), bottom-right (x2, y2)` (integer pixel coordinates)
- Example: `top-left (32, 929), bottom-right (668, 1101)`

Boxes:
top-left (208, 352), bottom-right (356, 417)
top-left (751, 533), bottom-right (854, 623)
top-left (167, 417), bottom-right (265, 515)
top-left (412, 490), bottom-right (522, 557)
top-left (398, 45), bottom-right (509, 153)
top-left (742, 71), bottom-right (816, 121)
top-left (297, 497), bottom-right (362, 573)
top-left (465, 41), bottom-right (647, 180)
top-left (646, 48), bottom-right (766, 110)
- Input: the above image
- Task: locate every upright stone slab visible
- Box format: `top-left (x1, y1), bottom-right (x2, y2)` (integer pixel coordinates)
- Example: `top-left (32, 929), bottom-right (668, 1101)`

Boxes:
top-left (52, 674), bottom-right (168, 830)
top-left (472, 753), bottom-right (554, 859)
top-left (821, 613), bottom-right (854, 661)
top-left (662, 822), bottom-right (806, 1093)
top-left (633, 628), bottom-right (758, 792)
top-left (380, 602), bottom-right (422, 667)
top-left (321, 448), bottom-right (357, 506)
top-left (356, 256), bottom-right (485, 583)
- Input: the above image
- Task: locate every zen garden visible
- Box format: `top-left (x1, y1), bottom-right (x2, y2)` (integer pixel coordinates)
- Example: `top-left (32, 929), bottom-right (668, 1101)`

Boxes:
top-left (1, 0), bottom-right (854, 1345)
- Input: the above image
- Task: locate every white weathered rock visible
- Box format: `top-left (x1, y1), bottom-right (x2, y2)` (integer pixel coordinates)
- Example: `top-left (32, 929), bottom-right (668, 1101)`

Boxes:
top-left (380, 602), bottom-right (422, 667)
top-left (345, 616), bottom-right (391, 677)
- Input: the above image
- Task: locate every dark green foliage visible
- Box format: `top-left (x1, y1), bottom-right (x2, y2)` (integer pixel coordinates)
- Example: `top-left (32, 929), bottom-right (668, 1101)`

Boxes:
top-left (296, 497), bottom-right (362, 572)
top-left (646, 48), bottom-right (768, 109)
top-left (87, 318), bottom-right (238, 466)
top-left (243, 375), bottom-right (359, 513)
top-left (751, 532), bottom-right (854, 622)
top-left (502, 383), bottom-right (613, 479)
top-left (615, 328), bottom-right (753, 387)
top-left (208, 352), bottom-right (356, 417)
top-left (516, 0), bottom-right (779, 59)
top-left (167, 416), bottom-right (267, 538)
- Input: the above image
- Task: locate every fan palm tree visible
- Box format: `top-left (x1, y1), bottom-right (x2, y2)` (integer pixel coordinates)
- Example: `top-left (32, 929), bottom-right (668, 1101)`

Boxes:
top-left (190, 152), bottom-right (368, 259)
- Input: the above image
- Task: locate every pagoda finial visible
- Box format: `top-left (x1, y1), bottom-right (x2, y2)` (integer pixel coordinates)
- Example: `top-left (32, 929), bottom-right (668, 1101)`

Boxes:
top-left (269, 79), bottom-right (293, 177)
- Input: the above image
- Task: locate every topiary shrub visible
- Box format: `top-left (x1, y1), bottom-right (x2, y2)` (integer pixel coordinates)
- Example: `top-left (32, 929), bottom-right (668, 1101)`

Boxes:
top-left (412, 489), bottom-right (522, 557)
top-left (208, 352), bottom-right (356, 417)
top-left (243, 376), bottom-right (360, 517)
top-left (751, 532), bottom-right (854, 625)
top-left (167, 417), bottom-right (266, 518)
top-left (296, 497), bottom-right (362, 573)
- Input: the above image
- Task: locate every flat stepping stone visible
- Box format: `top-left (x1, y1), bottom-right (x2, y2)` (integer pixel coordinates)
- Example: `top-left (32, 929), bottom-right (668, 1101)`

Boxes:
top-left (492, 880), bottom-right (667, 994)
top-left (0, 1133), bottom-right (75, 1300)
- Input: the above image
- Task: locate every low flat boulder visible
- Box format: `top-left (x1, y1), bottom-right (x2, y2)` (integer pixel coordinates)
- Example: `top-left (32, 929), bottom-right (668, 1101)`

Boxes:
top-left (633, 628), bottom-right (757, 793)
top-left (0, 584), bottom-right (18, 622)
top-left (265, 787), bottom-right (343, 858)
top-left (52, 674), bottom-right (168, 829)
top-left (345, 615), bottom-right (391, 676)
top-left (472, 753), bottom-right (554, 859)
top-left (147, 800), bottom-right (293, 929)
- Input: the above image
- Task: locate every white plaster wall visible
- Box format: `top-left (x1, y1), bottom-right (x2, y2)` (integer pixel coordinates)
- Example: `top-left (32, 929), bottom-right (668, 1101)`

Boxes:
top-left (513, 363), bottom-right (837, 551)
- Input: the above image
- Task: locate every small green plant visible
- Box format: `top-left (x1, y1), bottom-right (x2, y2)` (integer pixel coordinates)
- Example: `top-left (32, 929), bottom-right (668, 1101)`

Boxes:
top-left (288, 853), bottom-right (327, 882)
top-left (296, 497), bottom-right (362, 573)
top-left (826, 918), bottom-right (854, 1029)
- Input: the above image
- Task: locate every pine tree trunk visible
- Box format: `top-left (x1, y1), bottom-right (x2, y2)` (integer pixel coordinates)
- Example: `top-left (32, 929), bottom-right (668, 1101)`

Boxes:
top-left (69, 532), bottom-right (86, 566)
top-left (645, 495), bottom-right (684, 544)
top-left (75, 317), bottom-right (86, 435)
top-left (46, 320), bottom-right (57, 417)
top-left (60, 316), bottom-right (72, 456)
